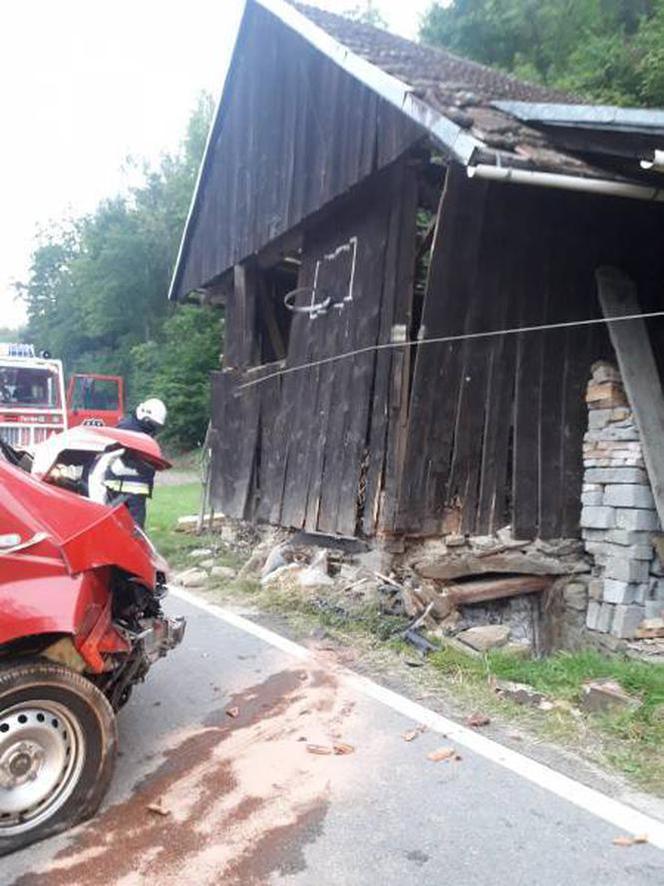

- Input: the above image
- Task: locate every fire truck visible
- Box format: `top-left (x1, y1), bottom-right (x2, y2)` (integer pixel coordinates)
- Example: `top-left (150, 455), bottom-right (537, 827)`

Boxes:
top-left (0, 344), bottom-right (124, 450)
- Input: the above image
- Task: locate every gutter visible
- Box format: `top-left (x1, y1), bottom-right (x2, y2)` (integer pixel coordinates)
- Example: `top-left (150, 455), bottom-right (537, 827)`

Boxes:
top-left (467, 163), bottom-right (664, 203)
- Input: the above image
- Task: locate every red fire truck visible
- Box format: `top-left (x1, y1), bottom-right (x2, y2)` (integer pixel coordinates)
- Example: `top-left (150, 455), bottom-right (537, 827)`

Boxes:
top-left (0, 344), bottom-right (124, 450)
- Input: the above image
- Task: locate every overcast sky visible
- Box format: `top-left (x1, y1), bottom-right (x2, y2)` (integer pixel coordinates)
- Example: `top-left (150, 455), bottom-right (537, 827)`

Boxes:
top-left (0, 0), bottom-right (431, 331)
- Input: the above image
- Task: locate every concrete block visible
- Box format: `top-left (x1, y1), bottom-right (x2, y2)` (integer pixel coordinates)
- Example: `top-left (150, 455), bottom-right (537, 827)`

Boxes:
top-left (610, 604), bottom-right (644, 639)
top-left (603, 542), bottom-right (653, 561)
top-left (580, 507), bottom-right (616, 530)
top-left (604, 558), bottom-right (650, 584)
top-left (645, 600), bottom-right (664, 619)
top-left (584, 468), bottom-right (648, 485)
top-left (603, 485), bottom-right (655, 509)
top-left (598, 603), bottom-right (614, 633)
top-left (602, 579), bottom-right (636, 605)
top-left (587, 409), bottom-right (613, 430)
top-left (652, 578), bottom-right (664, 601)
top-left (581, 528), bottom-right (607, 542)
top-left (589, 578), bottom-right (604, 601)
top-left (591, 363), bottom-right (621, 384)
top-left (615, 509), bottom-right (660, 532)
top-left (583, 483), bottom-right (603, 493)
top-left (605, 529), bottom-right (653, 547)
top-left (586, 600), bottom-right (601, 631)
top-left (582, 491), bottom-right (604, 507)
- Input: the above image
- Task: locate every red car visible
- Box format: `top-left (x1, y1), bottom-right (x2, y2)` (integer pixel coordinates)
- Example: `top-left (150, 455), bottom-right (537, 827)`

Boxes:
top-left (0, 440), bottom-right (184, 854)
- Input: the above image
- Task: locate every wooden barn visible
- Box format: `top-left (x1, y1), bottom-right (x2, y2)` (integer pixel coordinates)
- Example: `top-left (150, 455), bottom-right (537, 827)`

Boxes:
top-left (169, 0), bottom-right (664, 545)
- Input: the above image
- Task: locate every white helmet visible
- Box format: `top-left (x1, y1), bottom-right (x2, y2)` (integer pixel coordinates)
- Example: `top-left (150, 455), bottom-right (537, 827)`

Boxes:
top-left (136, 398), bottom-right (167, 430)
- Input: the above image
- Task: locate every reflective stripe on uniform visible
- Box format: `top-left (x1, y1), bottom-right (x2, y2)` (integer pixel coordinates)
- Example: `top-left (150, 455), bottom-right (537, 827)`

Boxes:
top-left (104, 479), bottom-right (151, 496)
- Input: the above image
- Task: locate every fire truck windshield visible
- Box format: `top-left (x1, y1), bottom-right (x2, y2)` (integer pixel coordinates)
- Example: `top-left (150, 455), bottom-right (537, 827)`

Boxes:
top-left (0, 365), bottom-right (61, 409)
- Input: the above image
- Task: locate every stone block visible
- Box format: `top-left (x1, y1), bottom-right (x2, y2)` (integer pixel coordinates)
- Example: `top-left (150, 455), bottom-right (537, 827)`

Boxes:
top-left (590, 362), bottom-right (621, 384)
top-left (607, 542), bottom-right (653, 561)
top-left (563, 582), bottom-right (588, 611)
top-left (602, 578), bottom-right (636, 605)
top-left (581, 528), bottom-right (606, 542)
top-left (584, 468), bottom-right (648, 484)
top-left (581, 679), bottom-right (639, 714)
top-left (457, 625), bottom-right (510, 652)
top-left (615, 508), bottom-right (660, 531)
top-left (580, 506), bottom-right (615, 529)
top-left (603, 485), bottom-right (655, 509)
top-left (605, 529), bottom-right (653, 547)
top-left (589, 578), bottom-right (603, 601)
top-left (586, 382), bottom-right (628, 408)
top-left (583, 483), bottom-right (603, 493)
top-left (598, 603), bottom-right (614, 632)
top-left (604, 558), bottom-right (650, 584)
top-left (581, 491), bottom-right (603, 506)
top-left (586, 599), bottom-right (601, 630)
top-left (611, 604), bottom-right (644, 639)
top-left (651, 578), bottom-right (664, 601)
top-left (645, 600), bottom-right (664, 619)
top-left (587, 409), bottom-right (613, 430)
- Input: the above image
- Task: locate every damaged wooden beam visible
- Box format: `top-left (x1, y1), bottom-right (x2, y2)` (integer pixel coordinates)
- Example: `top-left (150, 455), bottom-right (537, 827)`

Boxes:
top-left (445, 575), bottom-right (553, 607)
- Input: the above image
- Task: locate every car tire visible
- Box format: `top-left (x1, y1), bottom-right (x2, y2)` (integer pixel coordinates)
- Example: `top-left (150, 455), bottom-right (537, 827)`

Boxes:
top-left (0, 658), bottom-right (117, 856)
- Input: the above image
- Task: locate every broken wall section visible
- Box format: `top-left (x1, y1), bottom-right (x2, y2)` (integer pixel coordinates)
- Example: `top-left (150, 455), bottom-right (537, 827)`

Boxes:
top-left (581, 362), bottom-right (664, 644)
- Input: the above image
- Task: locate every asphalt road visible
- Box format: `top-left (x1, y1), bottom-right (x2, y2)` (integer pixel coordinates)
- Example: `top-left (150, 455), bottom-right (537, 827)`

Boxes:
top-left (4, 592), bottom-right (664, 886)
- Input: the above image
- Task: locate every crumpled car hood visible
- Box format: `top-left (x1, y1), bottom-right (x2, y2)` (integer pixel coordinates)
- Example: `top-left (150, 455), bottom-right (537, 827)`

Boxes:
top-left (0, 460), bottom-right (156, 586)
top-left (31, 426), bottom-right (171, 479)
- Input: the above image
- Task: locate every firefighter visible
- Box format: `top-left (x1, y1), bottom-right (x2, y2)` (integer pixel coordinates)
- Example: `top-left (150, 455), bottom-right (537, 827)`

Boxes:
top-left (104, 398), bottom-right (167, 528)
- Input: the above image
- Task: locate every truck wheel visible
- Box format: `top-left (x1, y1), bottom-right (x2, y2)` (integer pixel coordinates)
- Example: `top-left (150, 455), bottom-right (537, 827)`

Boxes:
top-left (0, 659), bottom-right (117, 856)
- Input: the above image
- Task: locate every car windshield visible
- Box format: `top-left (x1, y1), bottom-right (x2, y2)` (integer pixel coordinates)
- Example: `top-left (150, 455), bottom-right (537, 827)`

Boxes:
top-left (0, 365), bottom-right (61, 408)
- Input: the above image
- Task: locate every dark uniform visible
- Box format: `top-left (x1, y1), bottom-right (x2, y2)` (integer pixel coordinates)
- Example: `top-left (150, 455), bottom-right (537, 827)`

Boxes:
top-left (104, 413), bottom-right (157, 528)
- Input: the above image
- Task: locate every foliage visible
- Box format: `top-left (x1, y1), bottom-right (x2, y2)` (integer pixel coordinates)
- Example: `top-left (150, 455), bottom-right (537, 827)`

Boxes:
top-left (132, 305), bottom-right (223, 449)
top-left (420, 0), bottom-right (664, 106)
top-left (343, 1), bottom-right (387, 28)
top-left (16, 93), bottom-right (219, 448)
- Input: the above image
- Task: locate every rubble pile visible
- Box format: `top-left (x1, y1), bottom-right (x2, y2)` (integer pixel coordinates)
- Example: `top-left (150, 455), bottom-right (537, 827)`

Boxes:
top-left (581, 362), bottom-right (664, 644)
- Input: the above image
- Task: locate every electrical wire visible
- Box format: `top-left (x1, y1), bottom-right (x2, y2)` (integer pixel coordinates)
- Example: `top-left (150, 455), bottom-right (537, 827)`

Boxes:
top-left (235, 309), bottom-right (664, 393)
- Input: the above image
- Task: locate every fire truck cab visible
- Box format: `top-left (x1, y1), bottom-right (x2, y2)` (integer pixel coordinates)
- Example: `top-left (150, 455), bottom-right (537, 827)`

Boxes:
top-left (0, 344), bottom-right (124, 451)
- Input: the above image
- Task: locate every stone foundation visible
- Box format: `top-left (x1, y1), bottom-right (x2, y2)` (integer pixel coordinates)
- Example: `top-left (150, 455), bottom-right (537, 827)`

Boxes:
top-left (581, 362), bottom-right (664, 641)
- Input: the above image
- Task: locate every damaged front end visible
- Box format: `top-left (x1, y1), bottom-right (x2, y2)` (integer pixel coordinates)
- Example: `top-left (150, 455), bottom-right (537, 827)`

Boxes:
top-left (92, 570), bottom-right (186, 710)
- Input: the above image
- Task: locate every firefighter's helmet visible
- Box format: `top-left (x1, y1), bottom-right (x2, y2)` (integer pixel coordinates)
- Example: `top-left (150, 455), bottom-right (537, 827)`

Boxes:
top-left (136, 398), bottom-right (167, 430)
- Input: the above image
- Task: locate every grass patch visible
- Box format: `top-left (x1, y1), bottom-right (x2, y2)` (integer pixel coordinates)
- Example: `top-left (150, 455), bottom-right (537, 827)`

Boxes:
top-left (147, 482), bottom-right (201, 561)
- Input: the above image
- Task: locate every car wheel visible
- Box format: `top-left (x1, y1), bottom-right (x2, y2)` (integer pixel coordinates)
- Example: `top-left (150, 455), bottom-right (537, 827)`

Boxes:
top-left (0, 659), bottom-right (117, 856)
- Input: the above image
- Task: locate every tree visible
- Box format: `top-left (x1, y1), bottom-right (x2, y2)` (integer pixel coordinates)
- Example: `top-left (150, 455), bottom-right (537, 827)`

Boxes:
top-left (343, 1), bottom-right (387, 28)
top-left (17, 93), bottom-right (221, 448)
top-left (420, 0), bottom-right (664, 106)
top-left (131, 305), bottom-right (223, 448)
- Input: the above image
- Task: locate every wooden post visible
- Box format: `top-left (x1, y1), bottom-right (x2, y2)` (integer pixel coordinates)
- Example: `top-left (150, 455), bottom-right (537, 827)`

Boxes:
top-left (596, 266), bottom-right (664, 528)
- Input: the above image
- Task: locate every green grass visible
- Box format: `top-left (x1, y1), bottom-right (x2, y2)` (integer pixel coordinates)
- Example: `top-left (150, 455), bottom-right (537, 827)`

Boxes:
top-left (147, 482), bottom-right (201, 560)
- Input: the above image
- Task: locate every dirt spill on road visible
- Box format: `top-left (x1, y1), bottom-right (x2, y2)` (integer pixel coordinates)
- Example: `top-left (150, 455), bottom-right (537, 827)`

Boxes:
top-left (14, 668), bottom-right (356, 886)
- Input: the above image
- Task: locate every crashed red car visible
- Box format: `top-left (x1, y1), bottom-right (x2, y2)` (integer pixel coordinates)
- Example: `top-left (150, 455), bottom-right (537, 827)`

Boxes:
top-left (0, 446), bottom-right (184, 855)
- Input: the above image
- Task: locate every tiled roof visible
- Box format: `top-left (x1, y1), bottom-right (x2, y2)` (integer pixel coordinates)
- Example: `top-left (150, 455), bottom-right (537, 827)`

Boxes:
top-left (294, 4), bottom-right (599, 175)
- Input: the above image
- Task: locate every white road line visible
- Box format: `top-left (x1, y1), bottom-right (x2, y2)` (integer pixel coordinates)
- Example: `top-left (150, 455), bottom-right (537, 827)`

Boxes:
top-left (173, 587), bottom-right (664, 848)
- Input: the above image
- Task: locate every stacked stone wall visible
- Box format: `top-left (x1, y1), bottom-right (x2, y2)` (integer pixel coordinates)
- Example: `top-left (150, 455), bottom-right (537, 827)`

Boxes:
top-left (581, 362), bottom-right (664, 640)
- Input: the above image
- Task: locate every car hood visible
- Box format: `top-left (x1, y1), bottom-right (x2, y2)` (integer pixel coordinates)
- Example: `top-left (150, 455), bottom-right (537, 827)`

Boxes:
top-left (0, 460), bottom-right (156, 586)
top-left (31, 426), bottom-right (171, 478)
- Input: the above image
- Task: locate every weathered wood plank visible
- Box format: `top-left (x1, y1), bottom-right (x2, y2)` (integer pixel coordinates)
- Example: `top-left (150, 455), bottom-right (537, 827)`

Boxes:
top-left (597, 266), bottom-right (664, 529)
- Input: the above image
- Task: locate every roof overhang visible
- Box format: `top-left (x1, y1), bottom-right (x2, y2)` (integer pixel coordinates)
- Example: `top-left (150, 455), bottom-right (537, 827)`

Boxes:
top-left (168, 0), bottom-right (484, 301)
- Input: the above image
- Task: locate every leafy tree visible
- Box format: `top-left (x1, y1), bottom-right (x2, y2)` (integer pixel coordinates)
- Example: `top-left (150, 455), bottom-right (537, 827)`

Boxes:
top-left (420, 0), bottom-right (664, 106)
top-left (17, 93), bottom-right (221, 449)
top-left (344, 1), bottom-right (387, 28)
top-left (131, 305), bottom-right (223, 448)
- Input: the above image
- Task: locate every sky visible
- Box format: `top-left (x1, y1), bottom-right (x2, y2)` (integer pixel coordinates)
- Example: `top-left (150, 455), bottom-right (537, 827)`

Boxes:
top-left (0, 0), bottom-right (431, 332)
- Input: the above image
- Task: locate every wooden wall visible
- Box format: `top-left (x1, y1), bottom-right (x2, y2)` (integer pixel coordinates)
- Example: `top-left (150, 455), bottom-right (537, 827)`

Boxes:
top-left (171, 1), bottom-right (423, 301)
top-left (209, 160), bottom-right (418, 536)
top-left (209, 160), bottom-right (664, 541)
top-left (396, 165), bottom-right (664, 539)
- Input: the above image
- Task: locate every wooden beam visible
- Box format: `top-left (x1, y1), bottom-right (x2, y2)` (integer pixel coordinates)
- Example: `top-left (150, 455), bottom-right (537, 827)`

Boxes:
top-left (596, 266), bottom-right (664, 529)
top-left (447, 575), bottom-right (552, 606)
